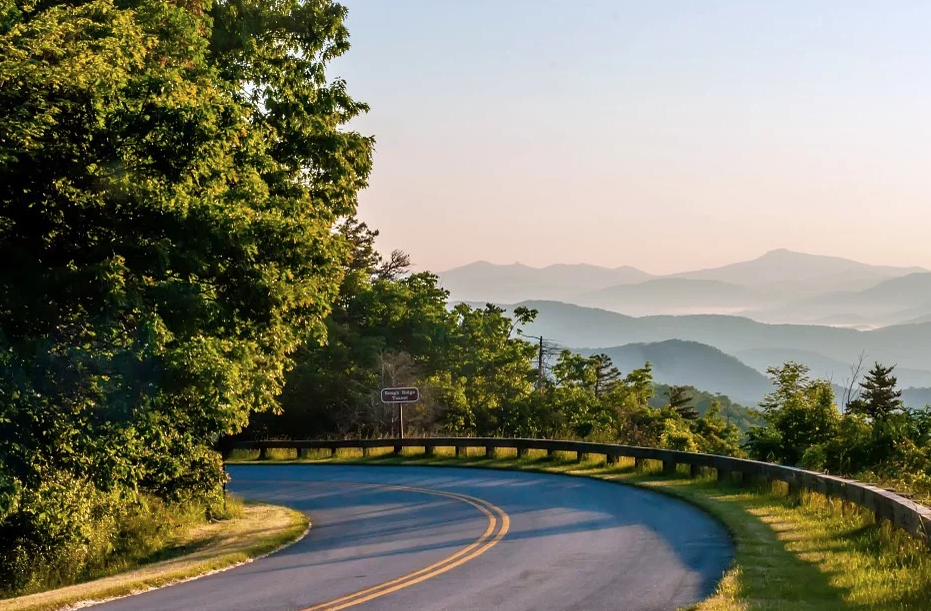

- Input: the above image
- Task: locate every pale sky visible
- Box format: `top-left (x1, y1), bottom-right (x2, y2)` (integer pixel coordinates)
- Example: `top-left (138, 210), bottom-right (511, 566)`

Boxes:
top-left (330, 1), bottom-right (931, 275)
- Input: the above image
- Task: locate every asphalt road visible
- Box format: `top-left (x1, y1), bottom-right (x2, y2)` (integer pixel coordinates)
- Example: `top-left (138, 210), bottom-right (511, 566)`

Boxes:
top-left (94, 465), bottom-right (733, 611)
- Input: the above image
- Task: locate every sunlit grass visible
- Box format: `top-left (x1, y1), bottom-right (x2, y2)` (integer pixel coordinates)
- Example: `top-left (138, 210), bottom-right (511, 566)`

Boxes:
top-left (1, 500), bottom-right (309, 611)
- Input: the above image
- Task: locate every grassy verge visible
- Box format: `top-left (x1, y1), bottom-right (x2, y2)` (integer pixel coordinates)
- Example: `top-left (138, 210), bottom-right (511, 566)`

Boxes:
top-left (228, 446), bottom-right (931, 611)
top-left (0, 499), bottom-right (309, 611)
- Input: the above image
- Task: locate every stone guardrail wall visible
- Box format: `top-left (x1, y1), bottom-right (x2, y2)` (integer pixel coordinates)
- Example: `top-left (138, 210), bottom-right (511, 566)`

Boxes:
top-left (231, 436), bottom-right (931, 545)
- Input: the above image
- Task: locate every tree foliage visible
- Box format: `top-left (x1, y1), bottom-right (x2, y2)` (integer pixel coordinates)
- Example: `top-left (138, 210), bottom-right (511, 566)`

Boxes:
top-left (746, 362), bottom-right (931, 498)
top-left (0, 0), bottom-right (370, 594)
top-left (846, 363), bottom-right (903, 421)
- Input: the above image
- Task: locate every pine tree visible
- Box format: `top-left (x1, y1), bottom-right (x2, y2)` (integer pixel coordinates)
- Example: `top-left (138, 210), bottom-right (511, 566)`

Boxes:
top-left (847, 363), bottom-right (903, 420)
top-left (590, 354), bottom-right (621, 399)
top-left (668, 385), bottom-right (699, 420)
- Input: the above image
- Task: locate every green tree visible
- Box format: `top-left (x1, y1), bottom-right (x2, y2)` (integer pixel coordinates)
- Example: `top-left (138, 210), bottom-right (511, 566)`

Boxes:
top-left (745, 362), bottom-right (840, 465)
top-left (667, 385), bottom-right (699, 420)
top-left (692, 401), bottom-right (743, 456)
top-left (0, 0), bottom-right (370, 592)
top-left (847, 363), bottom-right (903, 421)
top-left (253, 220), bottom-right (451, 438)
top-left (431, 305), bottom-right (539, 436)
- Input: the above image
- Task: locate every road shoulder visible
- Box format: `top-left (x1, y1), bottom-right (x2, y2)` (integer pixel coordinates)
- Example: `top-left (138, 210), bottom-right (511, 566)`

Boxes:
top-left (0, 503), bottom-right (310, 611)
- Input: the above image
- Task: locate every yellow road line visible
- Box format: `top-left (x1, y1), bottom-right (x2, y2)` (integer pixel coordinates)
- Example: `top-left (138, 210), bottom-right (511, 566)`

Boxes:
top-left (286, 481), bottom-right (509, 611)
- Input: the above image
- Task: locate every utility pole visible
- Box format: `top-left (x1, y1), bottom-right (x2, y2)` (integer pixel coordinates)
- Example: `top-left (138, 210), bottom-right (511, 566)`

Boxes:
top-left (538, 335), bottom-right (544, 390)
top-left (519, 331), bottom-right (546, 391)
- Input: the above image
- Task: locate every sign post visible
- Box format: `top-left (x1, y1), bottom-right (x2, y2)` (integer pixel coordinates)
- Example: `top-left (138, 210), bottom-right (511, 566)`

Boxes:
top-left (380, 387), bottom-right (420, 439)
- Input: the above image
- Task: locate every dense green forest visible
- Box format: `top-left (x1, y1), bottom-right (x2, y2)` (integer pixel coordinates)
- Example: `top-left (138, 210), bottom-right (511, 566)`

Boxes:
top-left (1, 0), bottom-right (929, 599)
top-left (0, 0), bottom-right (372, 595)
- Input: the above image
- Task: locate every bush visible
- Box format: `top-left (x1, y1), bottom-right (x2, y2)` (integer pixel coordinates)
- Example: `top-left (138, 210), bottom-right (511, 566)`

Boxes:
top-left (0, 469), bottom-right (222, 597)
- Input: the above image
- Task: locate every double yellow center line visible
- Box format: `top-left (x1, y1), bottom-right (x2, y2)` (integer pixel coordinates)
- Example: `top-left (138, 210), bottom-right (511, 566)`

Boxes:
top-left (297, 482), bottom-right (510, 611)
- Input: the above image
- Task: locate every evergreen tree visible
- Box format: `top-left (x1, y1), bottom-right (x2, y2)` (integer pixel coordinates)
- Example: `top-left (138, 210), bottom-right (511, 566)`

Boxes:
top-left (668, 385), bottom-right (698, 420)
top-left (847, 363), bottom-right (903, 420)
top-left (590, 353), bottom-right (622, 399)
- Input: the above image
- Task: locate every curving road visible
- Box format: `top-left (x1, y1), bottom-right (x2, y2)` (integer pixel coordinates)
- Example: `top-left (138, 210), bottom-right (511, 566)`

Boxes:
top-left (93, 465), bottom-right (733, 611)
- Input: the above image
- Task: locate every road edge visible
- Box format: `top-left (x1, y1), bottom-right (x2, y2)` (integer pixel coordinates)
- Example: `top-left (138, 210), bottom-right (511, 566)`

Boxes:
top-left (2, 503), bottom-right (311, 611)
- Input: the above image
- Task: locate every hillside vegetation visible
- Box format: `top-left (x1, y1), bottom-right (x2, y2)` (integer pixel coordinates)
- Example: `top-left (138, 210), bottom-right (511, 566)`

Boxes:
top-left (0, 0), bottom-right (371, 596)
top-left (3, 0), bottom-right (929, 603)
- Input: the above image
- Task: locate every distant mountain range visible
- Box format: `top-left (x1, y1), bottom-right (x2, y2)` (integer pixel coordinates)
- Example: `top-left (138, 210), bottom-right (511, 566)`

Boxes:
top-left (438, 261), bottom-right (652, 303)
top-left (509, 300), bottom-right (931, 373)
top-left (668, 248), bottom-right (925, 289)
top-left (439, 249), bottom-right (929, 327)
top-left (578, 279), bottom-right (762, 317)
top-left (745, 272), bottom-right (931, 327)
top-left (443, 249), bottom-right (931, 407)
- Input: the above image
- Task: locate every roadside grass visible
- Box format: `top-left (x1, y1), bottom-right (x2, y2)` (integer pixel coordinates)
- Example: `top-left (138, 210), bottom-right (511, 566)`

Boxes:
top-left (0, 499), bottom-right (309, 611)
top-left (227, 446), bottom-right (931, 611)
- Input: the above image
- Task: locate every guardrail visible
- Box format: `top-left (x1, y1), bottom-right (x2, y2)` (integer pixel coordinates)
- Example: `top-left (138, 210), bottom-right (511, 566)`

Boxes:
top-left (230, 437), bottom-right (931, 546)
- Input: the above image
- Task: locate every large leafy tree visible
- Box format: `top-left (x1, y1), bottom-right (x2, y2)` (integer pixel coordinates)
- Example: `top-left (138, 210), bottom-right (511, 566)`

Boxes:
top-left (745, 362), bottom-right (840, 466)
top-left (432, 305), bottom-right (539, 436)
top-left (0, 0), bottom-right (370, 589)
top-left (255, 219), bottom-right (452, 438)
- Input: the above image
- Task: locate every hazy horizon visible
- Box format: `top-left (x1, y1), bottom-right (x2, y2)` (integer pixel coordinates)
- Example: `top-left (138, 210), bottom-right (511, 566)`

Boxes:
top-left (436, 247), bottom-right (928, 275)
top-left (332, 1), bottom-right (931, 274)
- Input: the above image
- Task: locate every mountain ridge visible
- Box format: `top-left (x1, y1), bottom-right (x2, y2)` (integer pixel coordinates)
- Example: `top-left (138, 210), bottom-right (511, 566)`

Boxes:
top-left (438, 249), bottom-right (928, 324)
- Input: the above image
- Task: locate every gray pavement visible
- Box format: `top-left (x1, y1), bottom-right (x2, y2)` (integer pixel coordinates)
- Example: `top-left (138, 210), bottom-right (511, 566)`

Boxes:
top-left (92, 465), bottom-right (733, 611)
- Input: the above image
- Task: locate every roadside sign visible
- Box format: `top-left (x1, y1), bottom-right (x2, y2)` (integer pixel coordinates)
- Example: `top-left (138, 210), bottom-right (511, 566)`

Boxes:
top-left (381, 387), bottom-right (420, 403)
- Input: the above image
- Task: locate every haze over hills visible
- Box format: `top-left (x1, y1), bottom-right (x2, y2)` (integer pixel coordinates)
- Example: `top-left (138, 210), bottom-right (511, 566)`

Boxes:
top-left (512, 300), bottom-right (931, 372)
top-left (438, 249), bottom-right (929, 326)
top-left (669, 248), bottom-right (925, 289)
top-left (444, 250), bottom-right (931, 407)
top-left (746, 273), bottom-right (931, 327)
top-left (733, 348), bottom-right (931, 389)
top-left (437, 260), bottom-right (653, 303)
top-left (577, 279), bottom-right (763, 316)
top-left (580, 340), bottom-right (772, 407)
